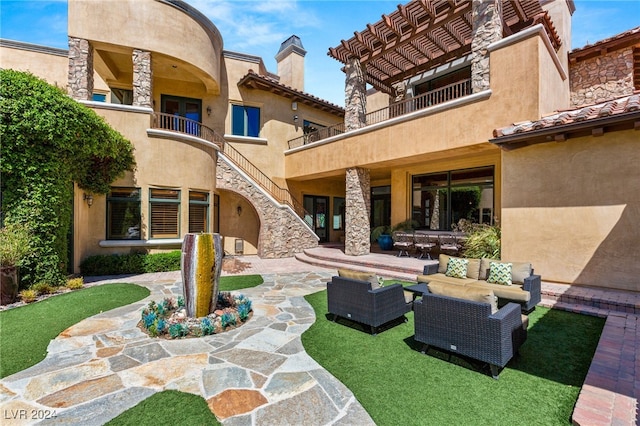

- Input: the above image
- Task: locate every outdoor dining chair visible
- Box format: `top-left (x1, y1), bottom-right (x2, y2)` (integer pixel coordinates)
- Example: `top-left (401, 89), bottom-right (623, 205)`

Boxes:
top-left (438, 234), bottom-right (460, 255)
top-left (392, 231), bottom-right (414, 257)
top-left (413, 233), bottom-right (437, 259)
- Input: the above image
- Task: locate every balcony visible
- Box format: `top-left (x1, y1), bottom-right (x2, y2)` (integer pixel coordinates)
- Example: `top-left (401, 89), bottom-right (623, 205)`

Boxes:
top-left (288, 78), bottom-right (471, 149)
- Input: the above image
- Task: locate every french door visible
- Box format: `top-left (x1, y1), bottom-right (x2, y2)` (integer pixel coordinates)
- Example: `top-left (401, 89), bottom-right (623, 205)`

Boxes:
top-left (303, 195), bottom-right (329, 243)
top-left (161, 95), bottom-right (201, 135)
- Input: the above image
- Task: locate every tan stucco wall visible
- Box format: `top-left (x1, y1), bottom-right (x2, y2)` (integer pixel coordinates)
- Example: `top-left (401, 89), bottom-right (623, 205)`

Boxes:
top-left (541, 0), bottom-right (573, 70)
top-left (285, 32), bottom-right (565, 181)
top-left (0, 44), bottom-right (109, 93)
top-left (73, 105), bottom-right (217, 271)
top-left (217, 191), bottom-right (259, 255)
top-left (223, 55), bottom-right (343, 185)
top-left (68, 0), bottom-right (222, 93)
top-left (500, 130), bottom-right (640, 292)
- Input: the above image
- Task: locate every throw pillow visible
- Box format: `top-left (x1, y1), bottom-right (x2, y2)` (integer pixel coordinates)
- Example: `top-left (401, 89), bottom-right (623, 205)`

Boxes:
top-left (487, 262), bottom-right (513, 286)
top-left (445, 257), bottom-right (469, 279)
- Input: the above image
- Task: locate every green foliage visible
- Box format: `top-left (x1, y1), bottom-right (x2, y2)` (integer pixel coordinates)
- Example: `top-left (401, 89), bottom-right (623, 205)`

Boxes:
top-left (0, 283), bottom-right (149, 377)
top-left (458, 220), bottom-right (501, 259)
top-left (0, 223), bottom-right (31, 267)
top-left (79, 250), bottom-right (181, 275)
top-left (0, 70), bottom-right (135, 286)
top-left (143, 251), bottom-right (182, 272)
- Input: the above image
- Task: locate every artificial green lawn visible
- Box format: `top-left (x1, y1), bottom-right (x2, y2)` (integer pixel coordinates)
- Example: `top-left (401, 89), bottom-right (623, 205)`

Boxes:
top-left (0, 283), bottom-right (149, 378)
top-left (301, 289), bottom-right (605, 426)
top-left (105, 390), bottom-right (220, 426)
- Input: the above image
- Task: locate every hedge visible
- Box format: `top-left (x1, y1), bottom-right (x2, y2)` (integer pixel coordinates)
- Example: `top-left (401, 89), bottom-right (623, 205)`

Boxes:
top-left (80, 251), bottom-right (182, 276)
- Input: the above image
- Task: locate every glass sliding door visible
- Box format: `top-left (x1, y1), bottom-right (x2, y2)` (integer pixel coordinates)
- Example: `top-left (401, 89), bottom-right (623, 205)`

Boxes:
top-left (412, 166), bottom-right (494, 230)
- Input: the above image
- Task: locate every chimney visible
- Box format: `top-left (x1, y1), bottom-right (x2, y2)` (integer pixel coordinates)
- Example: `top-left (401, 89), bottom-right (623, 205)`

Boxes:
top-left (275, 35), bottom-right (306, 91)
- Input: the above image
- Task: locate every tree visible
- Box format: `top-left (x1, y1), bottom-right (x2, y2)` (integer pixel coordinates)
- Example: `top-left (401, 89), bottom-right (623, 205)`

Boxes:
top-left (0, 70), bottom-right (135, 286)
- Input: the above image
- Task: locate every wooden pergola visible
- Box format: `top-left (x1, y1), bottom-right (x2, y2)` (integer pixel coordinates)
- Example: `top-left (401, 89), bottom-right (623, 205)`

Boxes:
top-left (328, 0), bottom-right (562, 96)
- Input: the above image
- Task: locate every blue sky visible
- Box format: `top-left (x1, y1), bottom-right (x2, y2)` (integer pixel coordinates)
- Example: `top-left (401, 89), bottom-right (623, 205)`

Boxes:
top-left (1, 0), bottom-right (639, 106)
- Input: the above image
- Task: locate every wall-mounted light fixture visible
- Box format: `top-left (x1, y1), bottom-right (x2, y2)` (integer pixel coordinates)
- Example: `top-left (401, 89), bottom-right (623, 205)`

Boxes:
top-left (293, 115), bottom-right (298, 122)
top-left (206, 106), bottom-right (212, 116)
top-left (291, 101), bottom-right (298, 111)
top-left (236, 205), bottom-right (243, 216)
top-left (83, 193), bottom-right (94, 207)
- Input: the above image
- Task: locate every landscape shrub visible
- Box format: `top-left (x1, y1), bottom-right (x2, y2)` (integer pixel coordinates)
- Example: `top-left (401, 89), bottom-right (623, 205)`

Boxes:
top-left (80, 251), bottom-right (181, 276)
top-left (66, 277), bottom-right (84, 290)
top-left (31, 282), bottom-right (56, 295)
top-left (18, 289), bottom-right (37, 303)
top-left (0, 70), bottom-right (134, 287)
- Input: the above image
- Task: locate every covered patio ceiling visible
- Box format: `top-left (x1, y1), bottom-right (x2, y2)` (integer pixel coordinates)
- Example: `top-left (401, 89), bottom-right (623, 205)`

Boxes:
top-left (328, 0), bottom-right (561, 96)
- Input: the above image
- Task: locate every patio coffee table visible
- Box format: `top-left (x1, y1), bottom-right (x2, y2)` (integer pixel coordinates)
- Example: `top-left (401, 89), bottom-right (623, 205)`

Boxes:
top-left (404, 283), bottom-right (429, 301)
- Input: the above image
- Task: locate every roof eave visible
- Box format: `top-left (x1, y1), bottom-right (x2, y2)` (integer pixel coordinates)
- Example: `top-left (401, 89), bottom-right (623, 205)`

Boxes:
top-left (490, 111), bottom-right (640, 150)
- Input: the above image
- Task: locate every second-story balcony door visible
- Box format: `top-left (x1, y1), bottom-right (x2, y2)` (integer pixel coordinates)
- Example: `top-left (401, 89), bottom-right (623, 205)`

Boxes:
top-left (161, 95), bottom-right (202, 136)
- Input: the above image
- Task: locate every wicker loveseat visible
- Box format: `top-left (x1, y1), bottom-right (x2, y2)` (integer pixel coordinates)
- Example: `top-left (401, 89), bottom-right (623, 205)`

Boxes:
top-left (416, 254), bottom-right (541, 313)
top-left (327, 269), bottom-right (412, 335)
top-left (414, 282), bottom-right (527, 379)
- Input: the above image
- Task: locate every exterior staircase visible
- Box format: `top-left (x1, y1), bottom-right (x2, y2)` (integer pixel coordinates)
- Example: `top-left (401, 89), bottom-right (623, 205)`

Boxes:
top-left (150, 113), bottom-right (318, 257)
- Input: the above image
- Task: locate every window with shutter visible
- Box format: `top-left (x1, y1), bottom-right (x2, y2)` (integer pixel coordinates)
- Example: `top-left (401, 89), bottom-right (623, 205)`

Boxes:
top-left (189, 191), bottom-right (209, 233)
top-left (150, 188), bottom-right (180, 238)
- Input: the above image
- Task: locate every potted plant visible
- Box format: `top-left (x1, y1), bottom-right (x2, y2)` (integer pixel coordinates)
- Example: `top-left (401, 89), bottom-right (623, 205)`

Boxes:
top-left (0, 223), bottom-right (31, 305)
top-left (370, 219), bottom-right (420, 251)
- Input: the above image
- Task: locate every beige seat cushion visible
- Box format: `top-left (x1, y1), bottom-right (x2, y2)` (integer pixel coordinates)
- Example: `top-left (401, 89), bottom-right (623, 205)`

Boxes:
top-left (428, 281), bottom-right (498, 314)
top-left (468, 281), bottom-right (530, 303)
top-left (521, 314), bottom-right (529, 331)
top-left (416, 273), bottom-right (476, 286)
top-left (404, 290), bottom-right (414, 304)
top-left (338, 268), bottom-right (381, 289)
top-left (479, 258), bottom-right (532, 284)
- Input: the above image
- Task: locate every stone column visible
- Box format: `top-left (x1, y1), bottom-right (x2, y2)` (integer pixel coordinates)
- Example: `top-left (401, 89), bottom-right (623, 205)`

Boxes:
top-left (67, 37), bottom-right (94, 101)
top-left (133, 49), bottom-right (153, 108)
top-left (344, 57), bottom-right (367, 131)
top-left (345, 167), bottom-right (371, 256)
top-left (471, 0), bottom-right (503, 93)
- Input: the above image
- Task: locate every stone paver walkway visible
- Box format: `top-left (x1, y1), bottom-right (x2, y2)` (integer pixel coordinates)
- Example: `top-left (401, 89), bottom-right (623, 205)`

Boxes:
top-left (0, 270), bottom-right (373, 425)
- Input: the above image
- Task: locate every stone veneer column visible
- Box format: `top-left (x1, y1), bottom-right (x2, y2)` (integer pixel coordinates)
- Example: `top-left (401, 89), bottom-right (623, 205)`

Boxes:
top-left (344, 57), bottom-right (367, 131)
top-left (132, 49), bottom-right (153, 108)
top-left (67, 37), bottom-right (94, 101)
top-left (471, 0), bottom-right (503, 93)
top-left (345, 167), bottom-right (370, 256)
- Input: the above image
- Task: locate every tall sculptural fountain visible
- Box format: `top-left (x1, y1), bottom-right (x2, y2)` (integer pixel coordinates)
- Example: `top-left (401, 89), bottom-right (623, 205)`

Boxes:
top-left (181, 233), bottom-right (223, 317)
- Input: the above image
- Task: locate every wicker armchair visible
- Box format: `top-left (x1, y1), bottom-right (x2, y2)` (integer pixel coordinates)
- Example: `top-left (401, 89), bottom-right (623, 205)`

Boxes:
top-left (413, 290), bottom-right (527, 379)
top-left (327, 276), bottom-right (412, 335)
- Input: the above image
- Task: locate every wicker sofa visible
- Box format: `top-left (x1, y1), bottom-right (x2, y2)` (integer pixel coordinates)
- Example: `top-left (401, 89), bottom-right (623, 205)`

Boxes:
top-left (416, 254), bottom-right (541, 313)
top-left (327, 269), bottom-right (412, 335)
top-left (414, 282), bottom-right (527, 379)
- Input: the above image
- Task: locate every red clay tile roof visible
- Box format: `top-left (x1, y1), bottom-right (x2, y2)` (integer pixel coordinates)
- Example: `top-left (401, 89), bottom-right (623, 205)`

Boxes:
top-left (491, 93), bottom-right (640, 148)
top-left (237, 70), bottom-right (344, 117)
top-left (570, 26), bottom-right (640, 61)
